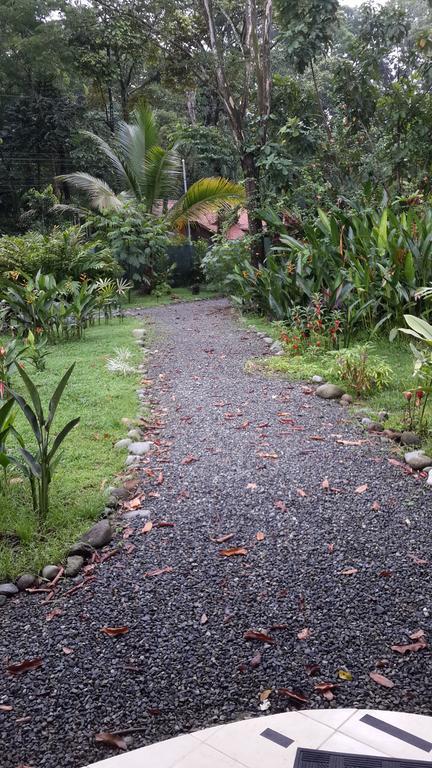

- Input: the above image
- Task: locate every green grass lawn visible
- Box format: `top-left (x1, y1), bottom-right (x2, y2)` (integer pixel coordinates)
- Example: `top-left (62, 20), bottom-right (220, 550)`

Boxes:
top-left (0, 317), bottom-right (144, 580)
top-left (240, 312), bottom-right (428, 444)
top-left (127, 285), bottom-right (220, 308)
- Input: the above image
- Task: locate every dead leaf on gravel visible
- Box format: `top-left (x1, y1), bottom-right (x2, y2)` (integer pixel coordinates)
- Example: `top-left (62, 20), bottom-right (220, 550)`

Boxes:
top-left (62, 647), bottom-right (74, 655)
top-left (369, 671), bottom-right (395, 688)
top-left (141, 521), bottom-right (153, 534)
top-left (355, 483), bottom-right (368, 493)
top-left (336, 439), bottom-right (367, 446)
top-left (391, 639), bottom-right (427, 654)
top-left (7, 658), bottom-right (43, 675)
top-left (250, 650), bottom-right (262, 668)
top-left (125, 496), bottom-right (142, 510)
top-left (372, 501), bottom-right (381, 511)
top-left (95, 732), bottom-right (127, 751)
top-left (156, 472), bottom-right (164, 485)
top-left (155, 521), bottom-right (175, 528)
top-left (181, 454), bottom-right (199, 464)
top-left (297, 628), bottom-right (311, 640)
top-left (259, 689), bottom-right (272, 701)
top-left (340, 567), bottom-right (358, 576)
top-left (211, 533), bottom-right (234, 544)
top-left (337, 669), bottom-right (353, 681)
top-left (309, 435), bottom-right (325, 441)
top-left (124, 543), bottom-right (136, 554)
top-left (122, 526), bottom-right (134, 540)
top-left (236, 420), bottom-right (250, 429)
top-left (270, 623), bottom-right (288, 630)
top-left (100, 626), bottom-right (129, 637)
top-left (314, 682), bottom-right (337, 694)
top-left (379, 570), bottom-right (392, 577)
top-left (244, 630), bottom-right (276, 644)
top-left (144, 566), bottom-right (173, 577)
top-left (219, 547), bottom-right (247, 557)
top-left (408, 553), bottom-right (428, 565)
top-left (327, 543), bottom-right (334, 554)
top-left (274, 499), bottom-right (287, 512)
top-left (321, 478), bottom-right (330, 490)
top-left (200, 613), bottom-right (208, 625)
top-left (305, 663), bottom-right (320, 676)
top-left (246, 483), bottom-right (257, 490)
top-left (297, 488), bottom-right (307, 497)
top-left (147, 707), bottom-right (162, 716)
top-left (0, 705), bottom-right (13, 711)
top-left (277, 688), bottom-right (308, 704)
top-left (256, 531), bottom-right (265, 541)
top-left (409, 629), bottom-right (426, 640)
top-left (257, 452), bottom-right (279, 459)
top-left (45, 607), bottom-right (63, 622)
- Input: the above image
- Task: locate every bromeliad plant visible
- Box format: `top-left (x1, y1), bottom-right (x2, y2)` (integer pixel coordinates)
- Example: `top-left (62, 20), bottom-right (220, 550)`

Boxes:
top-left (8, 363), bottom-right (79, 524)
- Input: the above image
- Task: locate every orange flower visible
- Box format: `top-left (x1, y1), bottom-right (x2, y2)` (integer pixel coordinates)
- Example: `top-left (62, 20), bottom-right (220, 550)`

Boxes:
top-left (403, 391), bottom-right (412, 401)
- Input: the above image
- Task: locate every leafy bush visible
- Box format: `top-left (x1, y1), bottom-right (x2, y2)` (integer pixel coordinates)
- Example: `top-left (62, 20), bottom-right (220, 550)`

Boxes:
top-left (88, 204), bottom-right (172, 293)
top-left (279, 295), bottom-right (343, 353)
top-left (0, 226), bottom-right (117, 282)
top-left (201, 236), bottom-right (252, 289)
top-left (330, 344), bottom-right (393, 396)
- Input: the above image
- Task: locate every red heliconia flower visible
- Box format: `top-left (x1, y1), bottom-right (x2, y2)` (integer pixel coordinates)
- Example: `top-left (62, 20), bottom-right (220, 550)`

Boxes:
top-left (416, 389), bottom-right (424, 399)
top-left (0, 347), bottom-right (5, 358)
top-left (403, 391), bottom-right (412, 401)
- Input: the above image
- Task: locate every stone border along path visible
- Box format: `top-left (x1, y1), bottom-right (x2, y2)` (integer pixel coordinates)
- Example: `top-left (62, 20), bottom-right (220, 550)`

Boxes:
top-left (1, 297), bottom-right (432, 768)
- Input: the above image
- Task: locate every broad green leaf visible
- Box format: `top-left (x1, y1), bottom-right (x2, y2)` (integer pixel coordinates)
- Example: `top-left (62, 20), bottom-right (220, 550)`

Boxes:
top-left (19, 448), bottom-right (42, 478)
top-left (46, 364), bottom-right (76, 429)
top-left (14, 364), bottom-right (43, 424)
top-left (377, 208), bottom-right (388, 253)
top-left (48, 418), bottom-right (80, 462)
top-left (8, 389), bottom-right (41, 443)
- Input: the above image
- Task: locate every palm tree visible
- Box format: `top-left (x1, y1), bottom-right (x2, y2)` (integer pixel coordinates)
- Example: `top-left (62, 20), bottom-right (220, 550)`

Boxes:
top-left (60, 103), bottom-right (245, 228)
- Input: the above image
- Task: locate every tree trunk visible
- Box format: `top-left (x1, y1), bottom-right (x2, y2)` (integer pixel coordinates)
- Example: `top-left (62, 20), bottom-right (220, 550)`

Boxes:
top-left (241, 151), bottom-right (265, 266)
top-left (186, 90), bottom-right (197, 124)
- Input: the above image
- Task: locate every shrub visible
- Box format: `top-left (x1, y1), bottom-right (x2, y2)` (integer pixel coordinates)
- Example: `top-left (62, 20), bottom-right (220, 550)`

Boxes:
top-left (201, 236), bottom-right (252, 289)
top-left (330, 343), bottom-right (393, 396)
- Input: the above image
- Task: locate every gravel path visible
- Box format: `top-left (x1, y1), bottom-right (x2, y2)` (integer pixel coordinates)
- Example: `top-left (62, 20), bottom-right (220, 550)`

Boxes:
top-left (2, 298), bottom-right (432, 768)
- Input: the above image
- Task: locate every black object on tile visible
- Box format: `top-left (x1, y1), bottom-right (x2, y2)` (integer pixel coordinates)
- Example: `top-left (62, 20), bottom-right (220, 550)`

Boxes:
top-left (294, 748), bottom-right (432, 768)
top-left (260, 727), bottom-right (294, 748)
top-left (360, 715), bottom-right (432, 753)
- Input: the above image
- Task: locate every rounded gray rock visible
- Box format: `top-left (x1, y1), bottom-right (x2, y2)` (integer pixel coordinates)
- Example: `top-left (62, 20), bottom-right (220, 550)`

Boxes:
top-left (128, 441), bottom-right (153, 456)
top-left (16, 573), bottom-right (36, 591)
top-left (127, 429), bottom-right (142, 440)
top-left (0, 583), bottom-right (19, 597)
top-left (81, 519), bottom-right (112, 549)
top-left (400, 431), bottom-right (421, 447)
top-left (315, 383), bottom-right (345, 400)
top-left (404, 450), bottom-right (432, 470)
top-left (340, 393), bottom-right (353, 405)
top-left (114, 438), bottom-right (132, 450)
top-left (65, 555), bottom-right (84, 577)
top-left (312, 375), bottom-right (324, 384)
top-left (0, 595), bottom-right (7, 607)
top-left (378, 410), bottom-right (389, 422)
top-left (42, 565), bottom-right (60, 581)
top-left (68, 541), bottom-right (94, 559)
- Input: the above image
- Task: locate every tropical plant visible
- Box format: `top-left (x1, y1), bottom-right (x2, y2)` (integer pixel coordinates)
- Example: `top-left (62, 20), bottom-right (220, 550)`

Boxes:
top-left (329, 344), bottom-right (393, 397)
top-left (60, 102), bottom-right (245, 229)
top-left (106, 348), bottom-right (136, 376)
top-left (0, 398), bottom-right (16, 492)
top-left (24, 330), bottom-right (50, 372)
top-left (8, 364), bottom-right (80, 524)
top-left (398, 314), bottom-right (432, 428)
top-left (0, 340), bottom-right (26, 399)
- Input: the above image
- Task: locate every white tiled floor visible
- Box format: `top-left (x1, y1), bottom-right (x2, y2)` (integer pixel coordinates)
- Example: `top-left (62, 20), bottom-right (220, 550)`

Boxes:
top-left (84, 709), bottom-right (432, 768)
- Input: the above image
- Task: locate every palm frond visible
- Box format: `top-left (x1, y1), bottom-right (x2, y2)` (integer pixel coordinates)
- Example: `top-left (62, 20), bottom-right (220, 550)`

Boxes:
top-left (168, 177), bottom-right (245, 230)
top-left (115, 122), bottom-right (144, 198)
top-left (144, 146), bottom-right (181, 210)
top-left (132, 101), bottom-right (159, 151)
top-left (80, 130), bottom-right (128, 185)
top-left (59, 173), bottom-right (124, 212)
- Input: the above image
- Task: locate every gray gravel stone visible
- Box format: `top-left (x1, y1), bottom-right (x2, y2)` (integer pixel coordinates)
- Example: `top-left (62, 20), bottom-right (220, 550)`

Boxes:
top-left (16, 574), bottom-right (36, 591)
top-left (405, 450), bottom-right (432, 470)
top-left (0, 595), bottom-right (7, 607)
top-left (42, 565), bottom-right (60, 580)
top-left (340, 393), bottom-right (353, 405)
top-left (125, 455), bottom-right (141, 467)
top-left (312, 375), bottom-right (324, 384)
top-left (401, 431), bottom-right (421, 447)
top-left (263, 336), bottom-right (273, 344)
top-left (127, 429), bottom-right (142, 440)
top-left (315, 383), bottom-right (345, 399)
top-left (81, 520), bottom-right (112, 549)
top-left (64, 556), bottom-right (84, 577)
top-left (68, 542), bottom-right (94, 559)
top-left (0, 583), bottom-right (18, 596)
top-left (132, 328), bottom-right (145, 339)
top-left (128, 441), bottom-right (153, 455)
top-left (270, 341), bottom-right (284, 354)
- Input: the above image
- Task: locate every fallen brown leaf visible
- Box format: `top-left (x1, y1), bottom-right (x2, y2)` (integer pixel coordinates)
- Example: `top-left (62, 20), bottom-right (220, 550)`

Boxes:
top-left (297, 627), bottom-right (311, 640)
top-left (257, 452), bottom-right (279, 459)
top-left (144, 566), bottom-right (173, 577)
top-left (256, 531), bottom-right (265, 541)
top-left (409, 629), bottom-right (426, 640)
top-left (340, 567), bottom-right (358, 576)
top-left (200, 613), bottom-right (208, 625)
top-left (141, 521), bottom-right (153, 534)
top-left (155, 521), bottom-right (175, 528)
top-left (355, 483), bottom-right (368, 493)
top-left (314, 682), bottom-right (337, 693)
top-left (250, 650), bottom-right (262, 668)
top-left (372, 501), bottom-right (381, 511)
top-left (181, 454), bottom-right (199, 464)
top-left (369, 671), bottom-right (395, 688)
top-left (62, 647), bottom-right (74, 655)
top-left (100, 626), bottom-right (129, 637)
top-left (0, 705), bottom-right (13, 711)
top-left (95, 732), bottom-right (127, 751)
top-left (309, 435), bottom-right (325, 441)
top-left (296, 488), bottom-right (307, 497)
top-left (45, 607), bottom-right (63, 622)
top-left (156, 472), bottom-right (164, 485)
top-left (391, 639), bottom-right (427, 654)
top-left (274, 499), bottom-right (287, 512)
top-left (305, 663), bottom-right (320, 676)
top-left (219, 546), bottom-right (248, 557)
top-left (327, 543), bottom-right (334, 554)
top-left (379, 570), bottom-right (392, 577)
top-left (210, 533), bottom-right (234, 544)
top-left (336, 439), bottom-right (366, 446)
top-left (7, 658), bottom-right (43, 675)
top-left (244, 629), bottom-right (276, 645)
top-left (277, 688), bottom-right (308, 704)
top-left (322, 478), bottom-right (330, 490)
